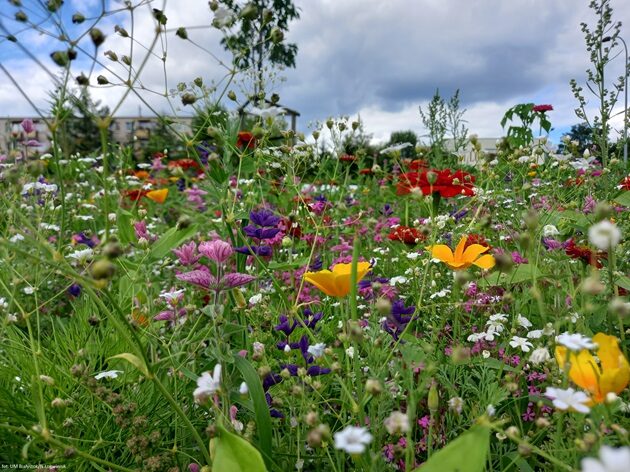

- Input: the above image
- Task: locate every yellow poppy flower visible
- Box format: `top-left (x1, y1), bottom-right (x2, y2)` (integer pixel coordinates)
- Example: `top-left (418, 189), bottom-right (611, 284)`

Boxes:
top-left (426, 236), bottom-right (495, 271)
top-left (555, 333), bottom-right (630, 404)
top-left (146, 188), bottom-right (169, 203)
top-left (303, 262), bottom-right (371, 297)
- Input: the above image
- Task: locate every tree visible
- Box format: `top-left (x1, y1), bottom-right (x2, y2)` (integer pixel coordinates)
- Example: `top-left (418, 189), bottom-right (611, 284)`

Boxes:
top-left (559, 123), bottom-right (594, 154)
top-left (215, 0), bottom-right (300, 98)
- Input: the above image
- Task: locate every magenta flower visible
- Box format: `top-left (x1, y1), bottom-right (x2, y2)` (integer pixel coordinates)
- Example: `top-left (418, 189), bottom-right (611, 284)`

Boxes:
top-left (176, 268), bottom-right (255, 291)
top-left (134, 220), bottom-right (153, 241)
top-left (173, 241), bottom-right (200, 266)
top-left (198, 239), bottom-right (233, 264)
top-left (21, 118), bottom-right (34, 134)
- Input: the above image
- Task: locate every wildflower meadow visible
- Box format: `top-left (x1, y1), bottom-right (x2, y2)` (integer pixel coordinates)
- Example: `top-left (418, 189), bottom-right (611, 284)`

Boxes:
top-left (1, 1), bottom-right (630, 471)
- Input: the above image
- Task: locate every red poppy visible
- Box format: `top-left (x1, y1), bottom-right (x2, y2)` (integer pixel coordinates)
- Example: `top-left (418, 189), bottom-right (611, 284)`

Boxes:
top-left (168, 159), bottom-right (201, 171)
top-left (464, 233), bottom-right (491, 250)
top-left (125, 188), bottom-right (148, 201)
top-left (397, 169), bottom-right (476, 197)
top-left (281, 217), bottom-right (302, 238)
top-left (565, 239), bottom-right (605, 268)
top-left (388, 225), bottom-right (425, 245)
top-left (620, 175), bottom-right (630, 191)
top-left (359, 168), bottom-right (373, 175)
top-left (237, 131), bottom-right (256, 149)
top-left (340, 154), bottom-right (357, 162)
top-left (532, 104), bottom-right (553, 113)
top-left (409, 159), bottom-right (429, 171)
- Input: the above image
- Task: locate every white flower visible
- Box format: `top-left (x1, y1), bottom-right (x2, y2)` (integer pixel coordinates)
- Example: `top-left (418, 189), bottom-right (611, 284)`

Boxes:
top-left (529, 347), bottom-right (551, 365)
top-left (542, 224), bottom-right (560, 237)
top-left (194, 364), bottom-right (222, 403)
top-left (307, 343), bottom-right (326, 359)
top-left (213, 7), bottom-right (234, 28)
top-left (581, 446), bottom-right (630, 472)
top-left (556, 332), bottom-right (597, 351)
top-left (334, 426), bottom-right (373, 454)
top-left (448, 397), bottom-right (464, 414)
top-left (67, 248), bottom-right (94, 263)
top-left (383, 411), bottom-right (410, 435)
top-left (527, 329), bottom-right (543, 339)
top-left (249, 293), bottom-right (263, 305)
top-left (588, 220), bottom-right (622, 251)
top-left (544, 387), bottom-right (590, 413)
top-left (516, 314), bottom-right (532, 329)
top-left (380, 142), bottom-right (413, 154)
top-left (345, 346), bottom-right (355, 359)
top-left (509, 336), bottom-right (533, 352)
top-left (389, 276), bottom-right (408, 286)
top-left (239, 382), bottom-right (249, 396)
top-left (486, 404), bottom-right (496, 417)
top-left (95, 370), bottom-right (123, 380)
top-left (159, 288), bottom-right (185, 303)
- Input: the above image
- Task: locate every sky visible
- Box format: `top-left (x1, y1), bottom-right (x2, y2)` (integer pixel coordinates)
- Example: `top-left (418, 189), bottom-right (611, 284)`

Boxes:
top-left (1, 0), bottom-right (629, 144)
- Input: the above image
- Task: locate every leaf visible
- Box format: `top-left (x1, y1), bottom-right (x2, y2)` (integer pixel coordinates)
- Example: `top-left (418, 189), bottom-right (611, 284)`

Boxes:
top-left (116, 208), bottom-right (135, 244)
top-left (614, 191), bottom-right (630, 207)
top-left (109, 353), bottom-right (150, 377)
top-left (413, 424), bottom-right (490, 472)
top-left (233, 355), bottom-right (273, 469)
top-left (479, 264), bottom-right (543, 287)
top-left (616, 275), bottom-right (630, 291)
top-left (211, 424), bottom-right (268, 472)
top-left (149, 225), bottom-right (197, 261)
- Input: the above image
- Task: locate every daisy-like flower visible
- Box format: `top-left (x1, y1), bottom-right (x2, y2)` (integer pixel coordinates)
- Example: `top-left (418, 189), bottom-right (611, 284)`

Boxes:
top-left (588, 220), bottom-right (622, 251)
top-left (426, 235), bottom-right (495, 271)
top-left (334, 426), bottom-right (373, 454)
top-left (303, 262), bottom-right (372, 297)
top-left (95, 370), bottom-right (123, 380)
top-left (193, 364), bottom-right (222, 403)
top-left (509, 336), bottom-right (534, 352)
top-left (307, 343), bottom-right (326, 359)
top-left (383, 411), bottom-right (410, 435)
top-left (544, 386), bottom-right (591, 413)
top-left (556, 332), bottom-right (597, 351)
top-left (529, 347), bottom-right (551, 365)
top-left (581, 446), bottom-right (630, 472)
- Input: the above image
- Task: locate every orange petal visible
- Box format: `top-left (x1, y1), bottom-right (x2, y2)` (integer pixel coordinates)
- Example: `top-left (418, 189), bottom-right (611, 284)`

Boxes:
top-left (146, 188), bottom-right (169, 203)
top-left (303, 271), bottom-right (339, 297)
top-left (427, 244), bottom-right (454, 263)
top-left (600, 366), bottom-right (630, 398)
top-left (569, 350), bottom-right (600, 394)
top-left (472, 254), bottom-right (495, 269)
top-left (593, 333), bottom-right (628, 371)
top-left (453, 236), bottom-right (468, 260)
top-left (462, 244), bottom-right (489, 263)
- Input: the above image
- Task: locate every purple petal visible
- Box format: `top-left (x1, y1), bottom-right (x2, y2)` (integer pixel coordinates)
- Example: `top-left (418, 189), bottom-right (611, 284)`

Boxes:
top-left (222, 272), bottom-right (256, 289)
top-left (176, 269), bottom-right (216, 290)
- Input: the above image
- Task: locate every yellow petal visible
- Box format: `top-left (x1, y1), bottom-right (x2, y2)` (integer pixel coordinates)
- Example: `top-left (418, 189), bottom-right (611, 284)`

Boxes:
top-left (446, 261), bottom-right (470, 270)
top-left (453, 236), bottom-right (468, 261)
top-left (146, 188), bottom-right (169, 203)
top-left (600, 366), bottom-right (630, 399)
top-left (462, 244), bottom-right (489, 263)
top-left (472, 254), bottom-right (495, 269)
top-left (593, 333), bottom-right (628, 371)
top-left (555, 346), bottom-right (568, 369)
top-left (427, 244), bottom-right (454, 263)
top-left (303, 271), bottom-right (339, 297)
top-left (569, 350), bottom-right (600, 394)
top-left (330, 261), bottom-right (372, 297)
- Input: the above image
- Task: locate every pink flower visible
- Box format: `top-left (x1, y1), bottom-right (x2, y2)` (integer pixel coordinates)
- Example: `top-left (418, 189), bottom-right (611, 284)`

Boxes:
top-left (21, 118), bottom-right (34, 134)
top-left (173, 241), bottom-right (200, 266)
top-left (532, 104), bottom-right (553, 113)
top-left (198, 239), bottom-right (233, 264)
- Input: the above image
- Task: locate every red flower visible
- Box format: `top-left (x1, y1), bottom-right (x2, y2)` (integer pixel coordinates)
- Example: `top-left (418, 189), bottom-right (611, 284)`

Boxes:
top-left (359, 168), bottom-right (373, 175)
top-left (409, 159), bottom-right (429, 171)
top-left (125, 189), bottom-right (148, 201)
top-left (565, 239), bottom-right (605, 268)
top-left (237, 131), bottom-right (256, 149)
top-left (340, 153), bottom-right (356, 162)
top-left (388, 226), bottom-right (425, 245)
top-left (464, 233), bottom-right (491, 250)
top-left (532, 104), bottom-right (553, 113)
top-left (620, 175), bottom-right (630, 191)
top-left (396, 169), bottom-right (476, 197)
top-left (168, 159), bottom-right (201, 171)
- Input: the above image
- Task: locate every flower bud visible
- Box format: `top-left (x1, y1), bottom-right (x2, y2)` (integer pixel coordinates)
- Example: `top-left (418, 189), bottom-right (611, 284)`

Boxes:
top-left (97, 75), bottom-right (109, 85)
top-left (89, 28), bottom-right (106, 48)
top-left (365, 378), bottom-right (382, 396)
top-left (114, 25), bottom-right (129, 37)
top-left (375, 297), bottom-right (392, 315)
top-left (90, 259), bottom-right (115, 280)
top-left (72, 13), bottom-right (85, 24)
top-left (426, 171), bottom-right (438, 185)
top-left (181, 93), bottom-right (197, 105)
top-left (227, 90), bottom-right (237, 101)
top-left (175, 27), bottom-right (188, 39)
top-left (428, 382), bottom-right (439, 412)
top-left (240, 3), bottom-right (258, 20)
top-left (270, 27), bottom-right (284, 43)
top-left (104, 50), bottom-right (118, 62)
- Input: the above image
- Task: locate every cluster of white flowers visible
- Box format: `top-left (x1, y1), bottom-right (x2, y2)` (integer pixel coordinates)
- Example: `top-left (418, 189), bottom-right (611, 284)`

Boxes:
top-left (556, 332), bottom-right (597, 351)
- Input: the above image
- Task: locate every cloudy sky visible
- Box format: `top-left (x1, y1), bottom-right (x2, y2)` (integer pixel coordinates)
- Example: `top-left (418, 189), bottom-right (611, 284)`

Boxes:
top-left (1, 0), bottom-right (629, 144)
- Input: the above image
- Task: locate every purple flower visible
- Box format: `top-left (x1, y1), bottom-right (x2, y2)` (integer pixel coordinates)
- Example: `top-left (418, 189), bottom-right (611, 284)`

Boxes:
top-left (134, 221), bottom-right (152, 241)
top-left (21, 118), bottom-right (34, 134)
top-left (176, 269), bottom-right (217, 290)
top-left (235, 245), bottom-right (273, 257)
top-left (154, 308), bottom-right (187, 324)
top-left (382, 300), bottom-right (416, 340)
top-left (198, 239), bottom-right (233, 264)
top-left (263, 373), bottom-right (282, 390)
top-left (307, 366), bottom-right (331, 376)
top-left (250, 209), bottom-right (281, 227)
top-left (274, 315), bottom-right (297, 336)
top-left (173, 241), bottom-right (200, 266)
top-left (189, 464), bottom-right (200, 472)
top-left (222, 272), bottom-right (256, 289)
top-left (72, 232), bottom-right (99, 248)
top-left (68, 283), bottom-right (82, 297)
top-left (243, 225), bottom-right (281, 240)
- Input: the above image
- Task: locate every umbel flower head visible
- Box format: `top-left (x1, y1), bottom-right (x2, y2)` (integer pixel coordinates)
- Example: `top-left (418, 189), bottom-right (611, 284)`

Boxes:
top-left (426, 235), bottom-right (495, 271)
top-left (303, 262), bottom-right (371, 297)
top-left (555, 333), bottom-right (630, 404)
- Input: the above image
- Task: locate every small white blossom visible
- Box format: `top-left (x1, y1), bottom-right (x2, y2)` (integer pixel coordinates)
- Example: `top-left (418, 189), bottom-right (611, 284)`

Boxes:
top-left (249, 293), bottom-right (263, 305)
top-left (384, 411), bottom-right (410, 435)
top-left (529, 347), bottom-right (551, 365)
top-left (545, 387), bottom-right (590, 413)
top-left (542, 224), bottom-right (560, 237)
top-left (448, 397), bottom-right (464, 414)
top-left (556, 332), bottom-right (596, 351)
top-left (95, 370), bottom-right (123, 380)
top-left (239, 382), bottom-right (249, 396)
top-left (509, 336), bottom-right (533, 352)
top-left (581, 446), bottom-right (630, 472)
top-left (307, 343), bottom-right (326, 359)
top-left (516, 314), bottom-right (532, 329)
top-left (194, 364), bottom-right (222, 403)
top-left (334, 426), bottom-right (373, 454)
top-left (588, 220), bottom-right (622, 251)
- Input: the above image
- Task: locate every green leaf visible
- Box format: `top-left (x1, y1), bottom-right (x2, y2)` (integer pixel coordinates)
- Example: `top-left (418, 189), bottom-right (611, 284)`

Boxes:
top-left (267, 257), bottom-right (310, 271)
top-left (479, 264), bottom-right (543, 286)
top-left (233, 355), bottom-right (273, 469)
top-left (616, 275), bottom-right (630, 291)
top-left (211, 424), bottom-right (268, 472)
top-left (614, 191), bottom-right (630, 207)
top-left (413, 424), bottom-right (490, 472)
top-left (149, 225), bottom-right (197, 260)
top-left (109, 352), bottom-right (150, 377)
top-left (116, 208), bottom-right (135, 244)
